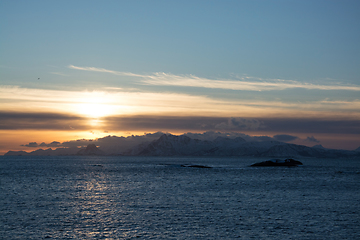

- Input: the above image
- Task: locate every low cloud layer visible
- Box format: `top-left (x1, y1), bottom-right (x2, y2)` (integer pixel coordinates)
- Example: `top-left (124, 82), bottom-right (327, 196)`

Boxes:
top-left (273, 134), bottom-right (299, 142)
top-left (22, 141), bottom-right (61, 148)
top-left (1, 112), bottom-right (360, 136)
top-left (0, 112), bottom-right (87, 130)
top-left (215, 118), bottom-right (264, 130)
top-left (104, 116), bottom-right (360, 135)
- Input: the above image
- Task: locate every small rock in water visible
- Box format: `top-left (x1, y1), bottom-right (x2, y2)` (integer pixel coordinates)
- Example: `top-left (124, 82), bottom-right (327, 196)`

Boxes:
top-left (251, 158), bottom-right (303, 167)
top-left (181, 164), bottom-right (212, 168)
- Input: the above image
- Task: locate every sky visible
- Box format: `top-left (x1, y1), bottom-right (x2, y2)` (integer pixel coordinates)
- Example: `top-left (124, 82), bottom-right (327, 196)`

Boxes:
top-left (1, 0), bottom-right (360, 154)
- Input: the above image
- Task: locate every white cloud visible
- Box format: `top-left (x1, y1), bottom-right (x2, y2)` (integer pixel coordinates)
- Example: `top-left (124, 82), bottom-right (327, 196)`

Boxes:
top-left (142, 73), bottom-right (360, 91)
top-left (68, 65), bottom-right (143, 78)
top-left (68, 65), bottom-right (360, 92)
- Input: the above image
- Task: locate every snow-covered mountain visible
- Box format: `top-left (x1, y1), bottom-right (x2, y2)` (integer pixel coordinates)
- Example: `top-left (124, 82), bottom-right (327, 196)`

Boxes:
top-left (127, 134), bottom-right (359, 158)
top-left (5, 133), bottom-right (360, 158)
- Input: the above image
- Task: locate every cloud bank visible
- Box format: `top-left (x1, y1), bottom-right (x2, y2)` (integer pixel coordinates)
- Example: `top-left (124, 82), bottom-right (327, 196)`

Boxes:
top-left (0, 112), bottom-right (86, 130)
top-left (2, 112), bottom-right (359, 137)
top-left (273, 134), bottom-right (299, 142)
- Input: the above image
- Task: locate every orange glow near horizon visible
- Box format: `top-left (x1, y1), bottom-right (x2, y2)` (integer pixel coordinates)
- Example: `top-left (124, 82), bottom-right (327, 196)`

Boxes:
top-left (1, 86), bottom-right (360, 154)
top-left (0, 130), bottom-right (130, 155)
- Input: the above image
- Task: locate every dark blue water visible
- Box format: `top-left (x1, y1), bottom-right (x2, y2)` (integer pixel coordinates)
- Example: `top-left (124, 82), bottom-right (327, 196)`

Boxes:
top-left (1, 156), bottom-right (359, 239)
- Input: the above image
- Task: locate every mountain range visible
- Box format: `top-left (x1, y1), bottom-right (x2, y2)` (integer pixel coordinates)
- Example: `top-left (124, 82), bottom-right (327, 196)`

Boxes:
top-left (5, 134), bottom-right (360, 158)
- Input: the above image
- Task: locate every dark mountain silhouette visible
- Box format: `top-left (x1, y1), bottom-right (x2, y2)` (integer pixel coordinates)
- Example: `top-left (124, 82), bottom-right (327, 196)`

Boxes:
top-left (77, 144), bottom-right (105, 156)
top-left (4, 134), bottom-right (360, 158)
top-left (4, 150), bottom-right (29, 156)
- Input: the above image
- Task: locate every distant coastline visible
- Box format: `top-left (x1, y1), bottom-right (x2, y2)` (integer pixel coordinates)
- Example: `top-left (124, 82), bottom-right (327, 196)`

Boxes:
top-left (5, 133), bottom-right (360, 158)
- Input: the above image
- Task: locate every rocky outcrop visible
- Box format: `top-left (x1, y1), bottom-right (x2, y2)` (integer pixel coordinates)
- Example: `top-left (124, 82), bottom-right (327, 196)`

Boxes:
top-left (251, 158), bottom-right (303, 167)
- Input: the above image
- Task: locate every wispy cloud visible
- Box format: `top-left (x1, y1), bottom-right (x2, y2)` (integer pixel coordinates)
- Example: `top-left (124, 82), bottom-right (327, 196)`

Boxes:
top-left (141, 73), bottom-right (360, 91)
top-left (68, 65), bottom-right (143, 78)
top-left (68, 65), bottom-right (360, 92)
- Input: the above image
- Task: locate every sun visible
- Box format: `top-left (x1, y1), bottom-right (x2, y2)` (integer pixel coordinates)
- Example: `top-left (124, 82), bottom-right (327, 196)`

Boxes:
top-left (78, 102), bottom-right (113, 118)
top-left (75, 93), bottom-right (115, 119)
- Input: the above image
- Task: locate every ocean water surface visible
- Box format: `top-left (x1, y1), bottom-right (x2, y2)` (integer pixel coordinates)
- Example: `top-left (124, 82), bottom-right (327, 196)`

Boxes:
top-left (1, 156), bottom-right (359, 239)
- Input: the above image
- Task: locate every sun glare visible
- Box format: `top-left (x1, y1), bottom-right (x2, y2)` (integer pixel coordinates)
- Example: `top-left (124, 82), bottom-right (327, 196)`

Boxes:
top-left (75, 93), bottom-right (115, 119)
top-left (78, 102), bottom-right (113, 118)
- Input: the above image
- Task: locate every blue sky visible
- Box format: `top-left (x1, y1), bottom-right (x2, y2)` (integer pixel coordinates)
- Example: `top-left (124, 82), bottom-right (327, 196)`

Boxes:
top-left (2, 0), bottom-right (359, 85)
top-left (1, 0), bottom-right (360, 152)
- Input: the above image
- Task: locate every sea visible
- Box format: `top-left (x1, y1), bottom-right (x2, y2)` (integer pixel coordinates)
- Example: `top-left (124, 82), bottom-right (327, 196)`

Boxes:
top-left (1, 156), bottom-right (359, 240)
